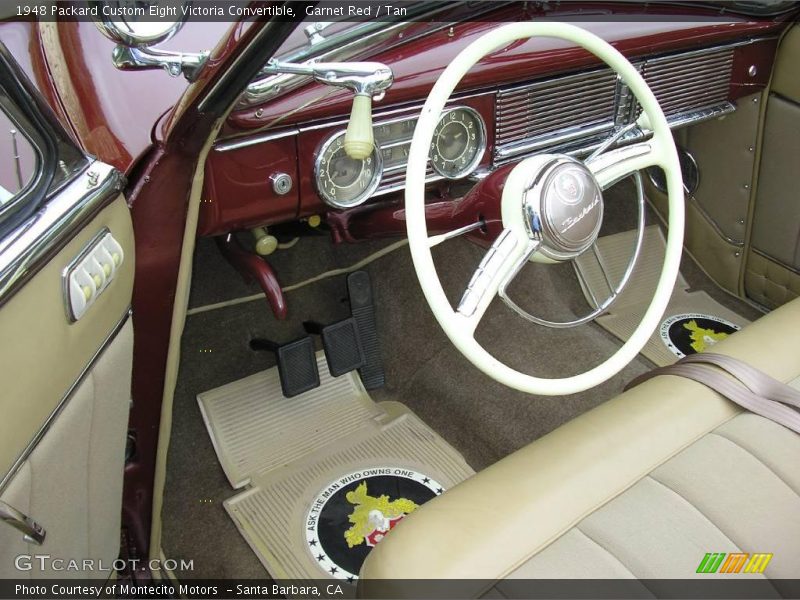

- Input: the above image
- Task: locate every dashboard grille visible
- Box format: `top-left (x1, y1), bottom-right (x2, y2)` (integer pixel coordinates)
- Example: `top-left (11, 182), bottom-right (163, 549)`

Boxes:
top-left (377, 165), bottom-right (435, 195)
top-left (641, 47), bottom-right (734, 116)
top-left (496, 69), bottom-right (619, 150)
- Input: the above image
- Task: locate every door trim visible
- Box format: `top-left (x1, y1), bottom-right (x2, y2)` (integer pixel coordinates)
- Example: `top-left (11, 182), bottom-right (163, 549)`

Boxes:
top-left (0, 163), bottom-right (124, 309)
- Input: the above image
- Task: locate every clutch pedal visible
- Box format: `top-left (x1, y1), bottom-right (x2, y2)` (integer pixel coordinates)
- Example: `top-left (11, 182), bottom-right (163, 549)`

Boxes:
top-left (250, 336), bottom-right (320, 398)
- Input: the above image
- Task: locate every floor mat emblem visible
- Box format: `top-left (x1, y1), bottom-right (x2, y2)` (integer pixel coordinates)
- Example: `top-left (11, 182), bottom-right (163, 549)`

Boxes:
top-left (305, 468), bottom-right (443, 581)
top-left (659, 313), bottom-right (740, 358)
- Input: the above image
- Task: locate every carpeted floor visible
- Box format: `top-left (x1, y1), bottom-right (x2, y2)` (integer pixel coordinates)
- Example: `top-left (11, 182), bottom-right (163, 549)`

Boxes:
top-left (161, 180), bottom-right (762, 579)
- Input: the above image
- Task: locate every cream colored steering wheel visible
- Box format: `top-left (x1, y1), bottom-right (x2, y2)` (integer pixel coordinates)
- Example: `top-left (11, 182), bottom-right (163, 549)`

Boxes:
top-left (405, 22), bottom-right (684, 395)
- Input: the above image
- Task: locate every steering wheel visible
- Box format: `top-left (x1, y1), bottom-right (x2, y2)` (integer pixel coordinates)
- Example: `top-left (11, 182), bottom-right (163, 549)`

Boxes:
top-left (404, 22), bottom-right (684, 396)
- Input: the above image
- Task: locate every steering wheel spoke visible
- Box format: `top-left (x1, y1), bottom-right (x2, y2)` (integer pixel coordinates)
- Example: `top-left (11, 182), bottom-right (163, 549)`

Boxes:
top-left (585, 141), bottom-right (661, 190)
top-left (427, 221), bottom-right (485, 248)
top-left (456, 228), bottom-right (529, 331)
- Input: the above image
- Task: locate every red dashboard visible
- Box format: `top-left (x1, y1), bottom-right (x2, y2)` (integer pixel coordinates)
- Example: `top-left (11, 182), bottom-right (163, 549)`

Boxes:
top-left (198, 6), bottom-right (784, 239)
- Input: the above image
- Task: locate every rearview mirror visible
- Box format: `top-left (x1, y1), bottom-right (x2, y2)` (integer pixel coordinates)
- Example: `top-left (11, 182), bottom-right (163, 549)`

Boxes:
top-left (90, 0), bottom-right (186, 47)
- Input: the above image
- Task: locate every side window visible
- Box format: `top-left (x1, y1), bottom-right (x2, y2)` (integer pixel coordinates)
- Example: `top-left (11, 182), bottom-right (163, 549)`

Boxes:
top-left (0, 107), bottom-right (37, 207)
top-left (0, 41), bottom-right (89, 238)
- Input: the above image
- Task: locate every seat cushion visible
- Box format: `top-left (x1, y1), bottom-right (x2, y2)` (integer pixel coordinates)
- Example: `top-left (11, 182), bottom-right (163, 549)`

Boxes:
top-left (359, 297), bottom-right (800, 591)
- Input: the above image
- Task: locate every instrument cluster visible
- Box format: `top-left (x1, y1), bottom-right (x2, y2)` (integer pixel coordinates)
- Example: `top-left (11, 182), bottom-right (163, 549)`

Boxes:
top-left (314, 106), bottom-right (487, 209)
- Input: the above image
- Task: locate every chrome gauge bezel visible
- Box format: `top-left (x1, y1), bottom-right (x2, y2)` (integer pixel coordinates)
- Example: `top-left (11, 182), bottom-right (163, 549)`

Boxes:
top-left (429, 106), bottom-right (487, 180)
top-left (314, 130), bottom-right (383, 209)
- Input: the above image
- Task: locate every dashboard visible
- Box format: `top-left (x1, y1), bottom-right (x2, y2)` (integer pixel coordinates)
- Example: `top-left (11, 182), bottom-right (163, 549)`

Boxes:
top-left (197, 13), bottom-right (783, 239)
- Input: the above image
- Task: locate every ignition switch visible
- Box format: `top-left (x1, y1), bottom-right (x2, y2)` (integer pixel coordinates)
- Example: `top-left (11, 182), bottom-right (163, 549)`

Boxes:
top-left (271, 172), bottom-right (293, 196)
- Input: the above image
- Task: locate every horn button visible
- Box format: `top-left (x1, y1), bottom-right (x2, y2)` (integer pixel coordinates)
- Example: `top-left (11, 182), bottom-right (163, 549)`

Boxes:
top-left (523, 157), bottom-right (604, 261)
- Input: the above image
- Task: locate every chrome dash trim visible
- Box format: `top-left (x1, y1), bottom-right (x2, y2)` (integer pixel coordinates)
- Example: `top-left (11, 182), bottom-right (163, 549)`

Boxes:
top-left (495, 121), bottom-right (615, 161)
top-left (214, 127), bottom-right (300, 152)
top-left (0, 162), bottom-right (123, 309)
top-left (665, 101), bottom-right (735, 128)
top-left (492, 38), bottom-right (767, 166)
top-left (495, 101), bottom-right (736, 167)
top-left (0, 308), bottom-right (132, 493)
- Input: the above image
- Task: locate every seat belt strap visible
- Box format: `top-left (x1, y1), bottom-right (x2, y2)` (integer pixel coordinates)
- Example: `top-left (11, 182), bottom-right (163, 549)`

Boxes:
top-left (627, 353), bottom-right (800, 435)
top-left (679, 353), bottom-right (800, 408)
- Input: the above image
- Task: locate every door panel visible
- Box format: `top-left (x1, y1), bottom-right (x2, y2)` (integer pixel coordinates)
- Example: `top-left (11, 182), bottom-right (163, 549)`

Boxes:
top-left (0, 194), bottom-right (134, 577)
top-left (0, 195), bottom-right (134, 478)
top-left (0, 39), bottom-right (135, 577)
top-left (0, 321), bottom-right (132, 579)
top-left (745, 25), bottom-right (800, 309)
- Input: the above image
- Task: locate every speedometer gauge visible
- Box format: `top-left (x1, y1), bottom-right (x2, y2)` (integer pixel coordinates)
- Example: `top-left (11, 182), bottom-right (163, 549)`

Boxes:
top-left (430, 107), bottom-right (486, 179)
top-left (315, 132), bottom-right (382, 208)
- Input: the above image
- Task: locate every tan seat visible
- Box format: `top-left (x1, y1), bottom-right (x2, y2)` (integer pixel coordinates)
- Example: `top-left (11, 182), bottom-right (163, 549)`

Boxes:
top-left (360, 298), bottom-right (800, 594)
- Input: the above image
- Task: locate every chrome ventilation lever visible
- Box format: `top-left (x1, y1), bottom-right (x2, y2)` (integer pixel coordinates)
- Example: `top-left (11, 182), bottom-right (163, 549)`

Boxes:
top-left (0, 500), bottom-right (46, 545)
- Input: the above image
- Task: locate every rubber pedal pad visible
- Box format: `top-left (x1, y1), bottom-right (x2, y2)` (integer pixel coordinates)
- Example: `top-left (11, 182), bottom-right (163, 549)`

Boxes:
top-left (275, 336), bottom-right (320, 398)
top-left (347, 271), bottom-right (385, 389)
top-left (320, 318), bottom-right (366, 377)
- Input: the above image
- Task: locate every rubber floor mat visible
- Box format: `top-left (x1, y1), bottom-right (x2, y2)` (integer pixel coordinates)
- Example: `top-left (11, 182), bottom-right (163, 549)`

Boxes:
top-left (575, 226), bottom-right (750, 366)
top-left (198, 352), bottom-right (382, 489)
top-left (199, 354), bottom-right (474, 584)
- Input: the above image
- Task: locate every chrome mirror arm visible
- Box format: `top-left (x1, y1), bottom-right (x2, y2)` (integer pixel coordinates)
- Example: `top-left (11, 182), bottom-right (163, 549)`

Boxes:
top-left (111, 45), bottom-right (210, 81)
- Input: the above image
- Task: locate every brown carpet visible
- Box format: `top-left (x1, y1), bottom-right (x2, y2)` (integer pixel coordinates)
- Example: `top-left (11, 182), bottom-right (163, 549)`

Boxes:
top-left (162, 180), bottom-right (760, 579)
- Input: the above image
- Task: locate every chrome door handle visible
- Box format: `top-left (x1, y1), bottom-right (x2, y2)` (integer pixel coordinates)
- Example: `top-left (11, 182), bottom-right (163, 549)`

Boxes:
top-left (0, 500), bottom-right (45, 545)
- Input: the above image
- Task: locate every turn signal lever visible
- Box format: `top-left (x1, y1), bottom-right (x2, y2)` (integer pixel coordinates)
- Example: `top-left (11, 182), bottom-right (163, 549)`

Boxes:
top-left (263, 60), bottom-right (393, 159)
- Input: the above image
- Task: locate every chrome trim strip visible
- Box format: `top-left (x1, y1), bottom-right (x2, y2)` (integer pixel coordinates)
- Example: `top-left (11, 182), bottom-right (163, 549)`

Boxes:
top-left (665, 101), bottom-right (735, 128)
top-left (373, 172), bottom-right (445, 198)
top-left (0, 308), bottom-right (132, 493)
top-left (495, 121), bottom-right (615, 161)
top-left (0, 162), bottom-right (123, 309)
top-left (494, 102), bottom-right (735, 166)
top-left (380, 139), bottom-right (412, 151)
top-left (214, 127), bottom-right (300, 152)
top-left (643, 36), bottom-right (770, 65)
top-left (299, 102), bottom-right (425, 133)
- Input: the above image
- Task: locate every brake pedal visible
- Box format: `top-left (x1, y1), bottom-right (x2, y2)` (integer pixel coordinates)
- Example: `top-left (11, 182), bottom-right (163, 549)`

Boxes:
top-left (347, 271), bottom-right (385, 389)
top-left (250, 336), bottom-right (320, 398)
top-left (304, 318), bottom-right (366, 377)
